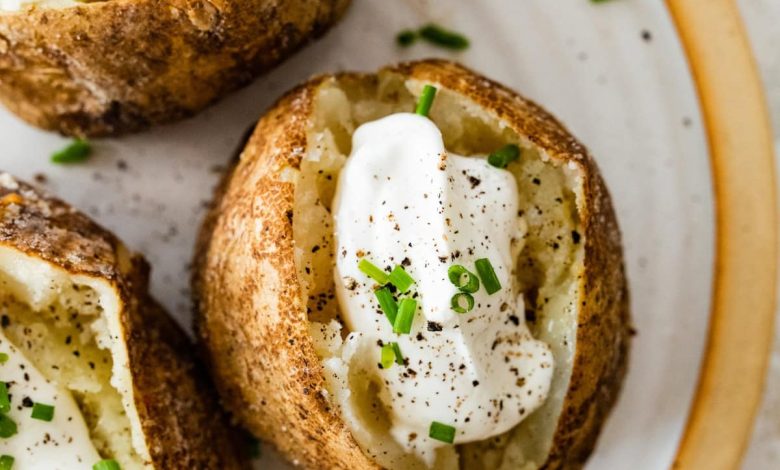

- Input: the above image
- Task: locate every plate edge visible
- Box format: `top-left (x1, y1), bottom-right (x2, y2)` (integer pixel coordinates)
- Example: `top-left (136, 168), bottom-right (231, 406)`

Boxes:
top-left (666, 0), bottom-right (778, 468)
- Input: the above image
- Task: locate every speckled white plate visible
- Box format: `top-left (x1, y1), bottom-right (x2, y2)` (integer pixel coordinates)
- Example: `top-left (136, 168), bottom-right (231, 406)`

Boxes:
top-left (1, 0), bottom-right (773, 468)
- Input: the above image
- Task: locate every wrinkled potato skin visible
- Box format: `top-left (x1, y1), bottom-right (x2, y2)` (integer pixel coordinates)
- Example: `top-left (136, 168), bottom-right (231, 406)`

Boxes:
top-left (0, 0), bottom-right (350, 136)
top-left (0, 176), bottom-right (248, 469)
top-left (193, 60), bottom-right (630, 470)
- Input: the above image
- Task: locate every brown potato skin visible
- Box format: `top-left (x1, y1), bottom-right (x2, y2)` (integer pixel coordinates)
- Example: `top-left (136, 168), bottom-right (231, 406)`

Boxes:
top-left (0, 176), bottom-right (248, 469)
top-left (0, 0), bottom-right (350, 137)
top-left (193, 60), bottom-right (631, 470)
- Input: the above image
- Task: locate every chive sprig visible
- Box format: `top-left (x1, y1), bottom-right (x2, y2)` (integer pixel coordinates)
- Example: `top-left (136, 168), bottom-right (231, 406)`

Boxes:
top-left (397, 24), bottom-right (470, 51)
top-left (358, 259), bottom-right (418, 333)
top-left (31, 402), bottom-right (54, 422)
top-left (415, 85), bottom-right (437, 117)
top-left (429, 421), bottom-right (456, 443)
top-left (93, 459), bottom-right (121, 470)
top-left (380, 342), bottom-right (404, 369)
top-left (51, 139), bottom-right (91, 164)
top-left (375, 287), bottom-right (398, 324)
top-left (393, 299), bottom-right (417, 335)
top-left (475, 258), bottom-right (502, 295)
top-left (487, 144), bottom-right (520, 169)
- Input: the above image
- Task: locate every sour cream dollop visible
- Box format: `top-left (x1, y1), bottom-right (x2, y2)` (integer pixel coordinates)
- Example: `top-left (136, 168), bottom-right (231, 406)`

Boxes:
top-left (332, 113), bottom-right (554, 464)
top-left (0, 329), bottom-right (101, 468)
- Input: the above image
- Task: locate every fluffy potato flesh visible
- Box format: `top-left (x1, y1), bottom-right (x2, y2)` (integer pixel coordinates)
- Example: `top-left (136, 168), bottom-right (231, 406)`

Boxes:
top-left (0, 245), bottom-right (148, 468)
top-left (296, 75), bottom-right (583, 469)
top-left (0, 0), bottom-right (76, 11)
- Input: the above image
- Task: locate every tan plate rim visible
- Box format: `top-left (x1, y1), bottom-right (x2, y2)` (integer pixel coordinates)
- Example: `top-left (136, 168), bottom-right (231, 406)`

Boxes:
top-left (667, 0), bottom-right (779, 468)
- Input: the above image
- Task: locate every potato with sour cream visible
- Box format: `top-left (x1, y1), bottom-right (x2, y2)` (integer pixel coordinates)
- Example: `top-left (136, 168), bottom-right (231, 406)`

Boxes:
top-left (0, 173), bottom-right (246, 469)
top-left (193, 60), bottom-right (631, 470)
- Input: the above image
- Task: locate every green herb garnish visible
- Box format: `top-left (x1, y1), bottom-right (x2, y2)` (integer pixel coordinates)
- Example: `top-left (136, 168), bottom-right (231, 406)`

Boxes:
top-left (0, 414), bottom-right (16, 438)
top-left (0, 383), bottom-right (9, 414)
top-left (93, 459), bottom-right (121, 470)
top-left (415, 85), bottom-right (437, 117)
top-left (30, 402), bottom-right (54, 422)
top-left (390, 342), bottom-right (404, 365)
top-left (375, 287), bottom-right (398, 325)
top-left (475, 258), bottom-right (502, 294)
top-left (358, 259), bottom-right (389, 285)
top-left (0, 455), bottom-right (13, 470)
top-left (429, 421), bottom-right (456, 443)
top-left (0, 353), bottom-right (7, 364)
top-left (380, 342), bottom-right (405, 369)
top-left (380, 343), bottom-right (396, 369)
top-left (419, 24), bottom-right (469, 50)
top-left (388, 266), bottom-right (415, 293)
top-left (396, 30), bottom-right (417, 47)
top-left (51, 139), bottom-right (91, 164)
top-left (487, 144), bottom-right (520, 169)
top-left (393, 299), bottom-right (417, 334)
top-left (447, 265), bottom-right (480, 293)
top-left (450, 292), bottom-right (475, 314)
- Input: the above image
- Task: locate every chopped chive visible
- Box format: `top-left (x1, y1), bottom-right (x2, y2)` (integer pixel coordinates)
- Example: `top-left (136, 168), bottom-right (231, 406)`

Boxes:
top-left (487, 144), bottom-right (521, 169)
top-left (380, 344), bottom-right (395, 369)
top-left (375, 287), bottom-right (398, 325)
top-left (31, 402), bottom-right (54, 421)
top-left (0, 455), bottom-right (13, 470)
top-left (0, 414), bottom-right (16, 438)
top-left (475, 258), bottom-right (502, 294)
top-left (358, 259), bottom-right (389, 285)
top-left (51, 139), bottom-right (92, 164)
top-left (419, 24), bottom-right (470, 50)
top-left (447, 265), bottom-right (480, 293)
top-left (390, 342), bottom-right (404, 365)
top-left (393, 299), bottom-right (417, 334)
top-left (429, 421), bottom-right (456, 444)
top-left (380, 342), bottom-right (404, 368)
top-left (396, 29), bottom-right (417, 47)
top-left (388, 266), bottom-right (415, 293)
top-left (0, 353), bottom-right (7, 364)
top-left (450, 293), bottom-right (475, 313)
top-left (93, 460), bottom-right (121, 470)
top-left (0, 383), bottom-right (9, 413)
top-left (415, 85), bottom-right (437, 117)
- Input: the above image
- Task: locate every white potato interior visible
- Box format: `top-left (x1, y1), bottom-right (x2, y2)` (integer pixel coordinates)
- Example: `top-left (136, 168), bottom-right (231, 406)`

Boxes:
top-left (0, 245), bottom-right (149, 469)
top-left (0, 0), bottom-right (82, 12)
top-left (294, 74), bottom-right (583, 469)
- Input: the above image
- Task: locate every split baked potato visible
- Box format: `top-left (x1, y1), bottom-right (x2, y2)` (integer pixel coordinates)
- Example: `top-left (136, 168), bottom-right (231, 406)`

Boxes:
top-left (0, 0), bottom-right (350, 136)
top-left (193, 60), bottom-right (631, 469)
top-left (0, 173), bottom-right (246, 468)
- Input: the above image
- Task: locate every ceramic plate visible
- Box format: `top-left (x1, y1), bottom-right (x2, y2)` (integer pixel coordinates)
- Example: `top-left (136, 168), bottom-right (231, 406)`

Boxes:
top-left (0, 0), bottom-right (774, 468)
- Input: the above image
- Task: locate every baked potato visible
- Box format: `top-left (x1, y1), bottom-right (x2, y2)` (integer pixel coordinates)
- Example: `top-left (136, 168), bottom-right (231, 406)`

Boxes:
top-left (0, 0), bottom-right (350, 137)
top-left (193, 60), bottom-right (631, 469)
top-left (0, 172), bottom-right (247, 468)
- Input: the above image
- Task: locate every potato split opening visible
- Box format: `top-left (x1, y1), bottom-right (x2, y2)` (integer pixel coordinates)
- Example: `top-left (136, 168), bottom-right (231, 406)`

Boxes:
top-left (0, 245), bottom-right (149, 469)
top-left (293, 72), bottom-right (585, 469)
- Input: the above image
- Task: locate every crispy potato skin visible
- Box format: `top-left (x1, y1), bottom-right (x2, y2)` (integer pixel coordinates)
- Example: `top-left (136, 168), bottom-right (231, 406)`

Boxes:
top-left (194, 76), bottom-right (377, 469)
top-left (0, 176), bottom-right (247, 469)
top-left (193, 60), bottom-right (630, 469)
top-left (0, 0), bottom-right (350, 137)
